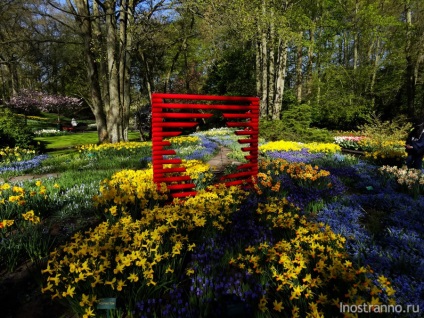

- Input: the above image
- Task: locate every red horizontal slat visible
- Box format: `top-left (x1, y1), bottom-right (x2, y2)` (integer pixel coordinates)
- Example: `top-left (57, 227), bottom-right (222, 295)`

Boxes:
top-left (222, 113), bottom-right (254, 118)
top-left (153, 103), bottom-right (256, 111)
top-left (238, 138), bottom-right (257, 144)
top-left (152, 93), bottom-right (259, 102)
top-left (167, 183), bottom-right (196, 190)
top-left (159, 122), bottom-right (198, 128)
top-left (156, 167), bottom-right (186, 173)
top-left (171, 191), bottom-right (198, 198)
top-left (224, 179), bottom-right (251, 187)
top-left (153, 141), bottom-right (171, 147)
top-left (221, 171), bottom-right (254, 180)
top-left (236, 163), bottom-right (257, 170)
top-left (155, 159), bottom-right (183, 165)
top-left (234, 130), bottom-right (256, 135)
top-left (152, 150), bottom-right (176, 156)
top-left (152, 113), bottom-right (213, 119)
top-left (226, 122), bottom-right (252, 127)
top-left (155, 176), bottom-right (191, 183)
top-left (152, 131), bottom-right (182, 137)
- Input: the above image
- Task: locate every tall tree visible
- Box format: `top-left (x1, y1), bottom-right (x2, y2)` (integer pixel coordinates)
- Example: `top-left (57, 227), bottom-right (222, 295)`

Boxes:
top-left (62, 0), bottom-right (147, 143)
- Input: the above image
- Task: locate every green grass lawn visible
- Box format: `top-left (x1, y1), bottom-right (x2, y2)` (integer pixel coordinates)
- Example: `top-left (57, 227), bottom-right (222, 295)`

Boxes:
top-left (35, 131), bottom-right (142, 153)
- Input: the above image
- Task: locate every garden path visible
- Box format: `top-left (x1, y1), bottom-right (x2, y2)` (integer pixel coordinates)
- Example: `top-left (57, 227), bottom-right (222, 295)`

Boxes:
top-left (0, 173), bottom-right (60, 184)
top-left (206, 146), bottom-right (241, 172)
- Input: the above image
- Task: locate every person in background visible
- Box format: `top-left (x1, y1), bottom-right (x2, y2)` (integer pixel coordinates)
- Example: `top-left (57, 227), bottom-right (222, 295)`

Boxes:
top-left (405, 118), bottom-right (424, 169)
top-left (71, 118), bottom-right (78, 127)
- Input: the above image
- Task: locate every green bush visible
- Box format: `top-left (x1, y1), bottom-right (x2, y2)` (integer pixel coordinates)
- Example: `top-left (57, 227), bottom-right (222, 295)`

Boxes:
top-left (259, 104), bottom-right (333, 143)
top-left (0, 108), bottom-right (36, 148)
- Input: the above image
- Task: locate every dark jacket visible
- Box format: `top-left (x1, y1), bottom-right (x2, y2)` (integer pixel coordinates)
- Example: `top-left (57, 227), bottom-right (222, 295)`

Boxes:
top-left (406, 125), bottom-right (424, 155)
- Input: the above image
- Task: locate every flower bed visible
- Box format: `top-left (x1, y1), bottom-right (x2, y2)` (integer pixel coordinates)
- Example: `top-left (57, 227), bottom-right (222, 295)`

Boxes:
top-left (1, 132), bottom-right (423, 317)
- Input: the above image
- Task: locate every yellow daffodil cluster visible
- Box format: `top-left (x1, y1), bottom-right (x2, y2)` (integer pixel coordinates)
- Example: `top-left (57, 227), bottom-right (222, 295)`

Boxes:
top-left (167, 135), bottom-right (200, 146)
top-left (359, 139), bottom-right (406, 162)
top-left (15, 114), bottom-right (49, 121)
top-left (0, 181), bottom-right (48, 229)
top-left (21, 210), bottom-right (41, 224)
top-left (77, 141), bottom-right (151, 153)
top-left (230, 197), bottom-right (396, 317)
top-left (94, 159), bottom-right (214, 219)
top-left (93, 168), bottom-right (167, 218)
top-left (0, 146), bottom-right (36, 164)
top-left (42, 178), bottom-right (246, 316)
top-left (259, 140), bottom-right (341, 154)
top-left (0, 219), bottom-right (14, 229)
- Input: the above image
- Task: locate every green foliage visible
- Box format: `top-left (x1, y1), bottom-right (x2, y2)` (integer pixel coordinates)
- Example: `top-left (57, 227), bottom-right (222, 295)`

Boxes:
top-left (0, 108), bottom-right (36, 148)
top-left (358, 114), bottom-right (410, 166)
top-left (260, 104), bottom-right (333, 143)
top-left (202, 46), bottom-right (256, 96)
top-left (359, 113), bottom-right (410, 141)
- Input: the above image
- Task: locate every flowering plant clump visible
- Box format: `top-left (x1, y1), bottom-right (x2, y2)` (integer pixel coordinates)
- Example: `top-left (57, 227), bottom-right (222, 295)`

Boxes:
top-left (0, 181), bottom-right (58, 271)
top-left (93, 159), bottom-right (214, 219)
top-left (167, 135), bottom-right (200, 147)
top-left (15, 114), bottom-right (50, 121)
top-left (333, 135), bottom-right (366, 150)
top-left (260, 140), bottom-right (341, 154)
top-left (254, 159), bottom-right (332, 196)
top-left (77, 141), bottom-right (152, 164)
top-left (229, 197), bottom-right (395, 317)
top-left (359, 139), bottom-right (406, 165)
top-left (197, 127), bottom-right (235, 136)
top-left (379, 165), bottom-right (424, 197)
top-left (0, 147), bottom-right (37, 165)
top-left (34, 129), bottom-right (68, 136)
top-left (78, 141), bottom-right (152, 154)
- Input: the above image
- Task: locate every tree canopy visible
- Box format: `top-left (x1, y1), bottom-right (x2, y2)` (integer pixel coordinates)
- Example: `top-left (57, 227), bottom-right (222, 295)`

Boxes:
top-left (0, 0), bottom-right (423, 140)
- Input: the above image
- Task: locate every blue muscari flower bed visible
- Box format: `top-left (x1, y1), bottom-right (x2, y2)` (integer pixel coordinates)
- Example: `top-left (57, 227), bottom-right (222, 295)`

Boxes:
top-left (0, 154), bottom-right (48, 173)
top-left (185, 136), bottom-right (219, 160)
top-left (315, 160), bottom-right (424, 312)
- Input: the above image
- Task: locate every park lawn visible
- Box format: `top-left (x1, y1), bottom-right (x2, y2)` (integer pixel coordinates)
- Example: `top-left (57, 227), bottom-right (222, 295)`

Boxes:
top-left (35, 131), bottom-right (142, 151)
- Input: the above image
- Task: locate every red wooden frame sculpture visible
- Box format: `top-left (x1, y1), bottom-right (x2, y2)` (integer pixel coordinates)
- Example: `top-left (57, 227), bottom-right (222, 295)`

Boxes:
top-left (152, 93), bottom-right (259, 199)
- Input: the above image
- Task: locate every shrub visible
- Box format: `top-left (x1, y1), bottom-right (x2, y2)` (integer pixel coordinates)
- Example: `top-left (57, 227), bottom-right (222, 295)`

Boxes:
top-left (0, 108), bottom-right (36, 148)
top-left (259, 120), bottom-right (333, 143)
top-left (358, 114), bottom-right (410, 165)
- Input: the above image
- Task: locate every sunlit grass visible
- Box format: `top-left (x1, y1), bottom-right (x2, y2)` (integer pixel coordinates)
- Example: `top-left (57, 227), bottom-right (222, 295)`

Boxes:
top-left (35, 131), bottom-right (141, 151)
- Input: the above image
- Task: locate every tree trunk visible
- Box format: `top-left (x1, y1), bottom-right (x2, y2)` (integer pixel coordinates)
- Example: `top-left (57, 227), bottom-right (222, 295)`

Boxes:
top-left (92, 0), bottom-right (110, 118)
top-left (255, 39), bottom-right (261, 97)
top-left (405, 0), bottom-right (415, 114)
top-left (71, 0), bottom-right (108, 142)
top-left (105, 0), bottom-right (122, 143)
top-left (119, 0), bottom-right (134, 142)
top-left (306, 28), bottom-right (315, 98)
top-left (353, 0), bottom-right (359, 70)
top-left (369, 37), bottom-right (381, 107)
top-left (6, 61), bottom-right (19, 96)
top-left (273, 38), bottom-right (287, 120)
top-left (295, 31), bottom-right (303, 103)
top-left (260, 1), bottom-right (268, 118)
top-left (139, 51), bottom-right (153, 99)
top-left (268, 9), bottom-right (275, 110)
